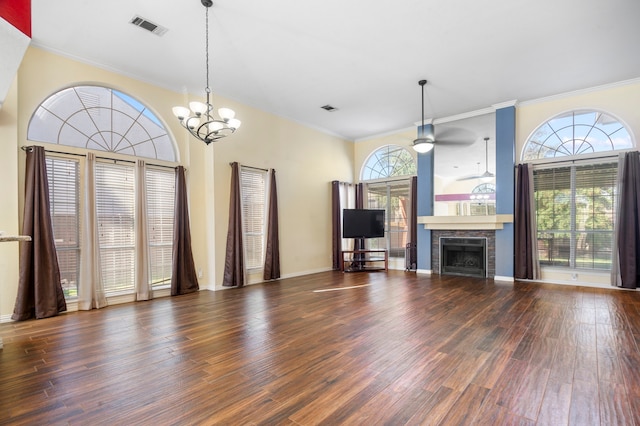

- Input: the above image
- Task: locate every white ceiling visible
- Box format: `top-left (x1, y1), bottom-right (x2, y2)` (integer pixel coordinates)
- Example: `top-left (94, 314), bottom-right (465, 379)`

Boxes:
top-left (30, 0), bottom-right (640, 142)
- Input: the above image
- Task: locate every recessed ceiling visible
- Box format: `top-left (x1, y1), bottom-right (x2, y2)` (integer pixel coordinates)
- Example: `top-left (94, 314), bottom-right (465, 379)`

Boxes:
top-left (30, 0), bottom-right (640, 141)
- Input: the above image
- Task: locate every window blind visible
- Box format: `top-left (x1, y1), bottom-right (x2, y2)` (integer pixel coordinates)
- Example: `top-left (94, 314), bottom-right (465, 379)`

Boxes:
top-left (95, 161), bottom-right (136, 294)
top-left (240, 167), bottom-right (267, 270)
top-left (146, 167), bottom-right (175, 287)
top-left (533, 161), bottom-right (617, 270)
top-left (46, 156), bottom-right (80, 299)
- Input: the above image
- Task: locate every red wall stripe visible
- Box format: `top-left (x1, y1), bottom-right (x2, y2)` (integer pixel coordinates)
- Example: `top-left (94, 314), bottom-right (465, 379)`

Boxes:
top-left (0, 0), bottom-right (31, 38)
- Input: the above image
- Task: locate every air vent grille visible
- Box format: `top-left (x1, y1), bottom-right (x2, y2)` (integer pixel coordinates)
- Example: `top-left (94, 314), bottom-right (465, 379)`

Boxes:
top-left (130, 16), bottom-right (168, 36)
top-left (321, 105), bottom-right (338, 112)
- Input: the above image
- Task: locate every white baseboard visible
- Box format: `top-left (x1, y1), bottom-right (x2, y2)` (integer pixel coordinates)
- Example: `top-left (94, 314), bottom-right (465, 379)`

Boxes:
top-left (0, 314), bottom-right (12, 323)
top-left (494, 275), bottom-right (515, 283)
top-left (416, 269), bottom-right (432, 275)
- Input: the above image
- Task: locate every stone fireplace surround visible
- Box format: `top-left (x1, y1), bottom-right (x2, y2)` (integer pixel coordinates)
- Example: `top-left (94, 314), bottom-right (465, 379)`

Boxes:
top-left (431, 230), bottom-right (496, 278)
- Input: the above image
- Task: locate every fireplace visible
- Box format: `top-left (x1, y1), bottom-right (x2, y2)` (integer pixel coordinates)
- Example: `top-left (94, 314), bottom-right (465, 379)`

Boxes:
top-left (440, 237), bottom-right (487, 278)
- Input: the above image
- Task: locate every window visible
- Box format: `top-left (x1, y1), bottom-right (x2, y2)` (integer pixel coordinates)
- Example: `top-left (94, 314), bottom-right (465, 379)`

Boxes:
top-left (96, 162), bottom-right (136, 294)
top-left (534, 162), bottom-right (617, 270)
top-left (28, 85), bottom-right (176, 162)
top-left (47, 157), bottom-right (80, 299)
top-left (361, 145), bottom-right (416, 181)
top-left (360, 145), bottom-right (416, 261)
top-left (32, 85), bottom-right (179, 301)
top-left (146, 168), bottom-right (175, 287)
top-left (523, 109), bottom-right (632, 272)
top-left (366, 180), bottom-right (410, 258)
top-left (241, 167), bottom-right (268, 270)
top-left (522, 110), bottom-right (632, 161)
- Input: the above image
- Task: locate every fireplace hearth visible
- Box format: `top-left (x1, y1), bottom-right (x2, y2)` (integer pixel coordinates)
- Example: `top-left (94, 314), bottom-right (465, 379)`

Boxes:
top-left (440, 237), bottom-right (487, 278)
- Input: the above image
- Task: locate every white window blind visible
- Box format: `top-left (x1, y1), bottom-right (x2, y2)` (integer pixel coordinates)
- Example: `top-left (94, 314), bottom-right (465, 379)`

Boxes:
top-left (96, 161), bottom-right (135, 294)
top-left (46, 156), bottom-right (80, 299)
top-left (240, 167), bottom-right (267, 270)
top-left (146, 167), bottom-right (175, 287)
top-left (534, 161), bottom-right (617, 270)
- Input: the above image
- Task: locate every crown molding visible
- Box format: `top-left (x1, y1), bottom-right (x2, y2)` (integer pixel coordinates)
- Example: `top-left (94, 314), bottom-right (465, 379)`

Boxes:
top-left (518, 77), bottom-right (640, 107)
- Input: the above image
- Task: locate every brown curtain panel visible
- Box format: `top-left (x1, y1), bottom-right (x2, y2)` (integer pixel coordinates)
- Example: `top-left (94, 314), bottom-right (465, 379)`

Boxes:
top-left (223, 162), bottom-right (245, 287)
top-left (13, 146), bottom-right (67, 320)
top-left (263, 169), bottom-right (280, 280)
top-left (171, 166), bottom-right (199, 296)
top-left (331, 181), bottom-right (341, 270)
top-left (515, 163), bottom-right (536, 279)
top-left (617, 151), bottom-right (640, 288)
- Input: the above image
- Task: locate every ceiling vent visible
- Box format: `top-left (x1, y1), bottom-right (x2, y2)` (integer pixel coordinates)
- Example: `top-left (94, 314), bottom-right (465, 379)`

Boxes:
top-left (321, 105), bottom-right (338, 112)
top-left (130, 16), bottom-right (168, 36)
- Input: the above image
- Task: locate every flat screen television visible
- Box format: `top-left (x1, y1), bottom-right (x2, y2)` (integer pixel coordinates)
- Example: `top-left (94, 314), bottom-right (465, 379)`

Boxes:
top-left (342, 209), bottom-right (385, 239)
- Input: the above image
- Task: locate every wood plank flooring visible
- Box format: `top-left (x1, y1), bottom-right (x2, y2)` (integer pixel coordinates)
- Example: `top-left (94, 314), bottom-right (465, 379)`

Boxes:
top-left (2, 271), bottom-right (640, 425)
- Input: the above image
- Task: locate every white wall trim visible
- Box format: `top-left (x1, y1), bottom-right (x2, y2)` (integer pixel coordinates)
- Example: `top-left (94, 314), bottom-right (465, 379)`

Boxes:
top-left (416, 269), bottom-right (432, 275)
top-left (493, 275), bottom-right (515, 283)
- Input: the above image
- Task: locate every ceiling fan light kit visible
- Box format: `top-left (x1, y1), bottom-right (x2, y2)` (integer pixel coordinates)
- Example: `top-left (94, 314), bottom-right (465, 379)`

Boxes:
top-left (412, 79), bottom-right (434, 153)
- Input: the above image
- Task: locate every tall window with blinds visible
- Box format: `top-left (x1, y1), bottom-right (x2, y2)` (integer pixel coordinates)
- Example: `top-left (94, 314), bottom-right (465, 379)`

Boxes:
top-left (146, 168), bottom-right (175, 287)
top-left (534, 162), bottom-right (618, 270)
top-left (46, 156), bottom-right (80, 299)
top-left (95, 162), bottom-right (136, 294)
top-left (240, 167), bottom-right (267, 270)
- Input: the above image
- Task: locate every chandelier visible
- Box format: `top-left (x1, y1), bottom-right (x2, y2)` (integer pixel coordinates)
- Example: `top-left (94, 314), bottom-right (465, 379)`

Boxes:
top-left (412, 79), bottom-right (434, 153)
top-left (172, 0), bottom-right (241, 145)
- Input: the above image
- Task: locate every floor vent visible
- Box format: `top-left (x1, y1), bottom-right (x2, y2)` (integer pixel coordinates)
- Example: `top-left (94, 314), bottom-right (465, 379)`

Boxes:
top-left (130, 16), bottom-right (168, 36)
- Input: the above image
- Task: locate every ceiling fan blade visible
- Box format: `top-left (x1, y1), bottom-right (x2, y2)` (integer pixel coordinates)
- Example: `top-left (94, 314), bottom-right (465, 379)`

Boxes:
top-left (434, 127), bottom-right (476, 145)
top-left (456, 174), bottom-right (482, 181)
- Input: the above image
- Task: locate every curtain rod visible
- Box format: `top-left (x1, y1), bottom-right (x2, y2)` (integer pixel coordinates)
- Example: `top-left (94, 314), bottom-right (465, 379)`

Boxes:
top-left (21, 145), bottom-right (179, 170)
top-left (231, 162), bottom-right (269, 172)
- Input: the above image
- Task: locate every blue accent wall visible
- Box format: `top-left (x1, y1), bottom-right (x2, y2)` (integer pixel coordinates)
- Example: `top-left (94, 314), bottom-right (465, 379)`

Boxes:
top-left (416, 124), bottom-right (435, 271)
top-left (495, 106), bottom-right (515, 277)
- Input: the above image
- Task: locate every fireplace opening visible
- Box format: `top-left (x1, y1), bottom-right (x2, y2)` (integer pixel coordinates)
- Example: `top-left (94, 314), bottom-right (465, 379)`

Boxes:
top-left (440, 237), bottom-right (487, 278)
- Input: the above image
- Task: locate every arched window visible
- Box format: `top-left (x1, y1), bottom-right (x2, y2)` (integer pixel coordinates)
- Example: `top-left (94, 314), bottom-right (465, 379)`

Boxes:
top-left (26, 85), bottom-right (177, 301)
top-left (361, 145), bottom-right (416, 181)
top-left (28, 85), bottom-right (177, 162)
top-left (361, 145), bottom-right (416, 262)
top-left (522, 110), bottom-right (632, 161)
top-left (522, 109), bottom-right (634, 272)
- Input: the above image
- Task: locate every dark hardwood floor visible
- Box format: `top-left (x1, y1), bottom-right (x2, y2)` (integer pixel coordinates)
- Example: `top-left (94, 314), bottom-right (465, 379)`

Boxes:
top-left (2, 271), bottom-right (640, 425)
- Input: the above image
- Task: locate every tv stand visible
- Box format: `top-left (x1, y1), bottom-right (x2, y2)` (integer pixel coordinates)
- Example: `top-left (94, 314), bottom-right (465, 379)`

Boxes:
top-left (340, 249), bottom-right (388, 272)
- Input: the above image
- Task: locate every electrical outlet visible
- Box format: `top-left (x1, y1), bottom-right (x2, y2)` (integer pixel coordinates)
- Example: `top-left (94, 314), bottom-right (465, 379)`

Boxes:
top-left (571, 273), bottom-right (578, 281)
top-left (198, 268), bottom-right (203, 278)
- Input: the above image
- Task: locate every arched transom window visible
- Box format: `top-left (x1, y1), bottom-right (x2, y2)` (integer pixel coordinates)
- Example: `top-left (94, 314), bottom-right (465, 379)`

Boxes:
top-left (522, 110), bottom-right (633, 161)
top-left (28, 85), bottom-right (176, 162)
top-left (361, 145), bottom-right (416, 181)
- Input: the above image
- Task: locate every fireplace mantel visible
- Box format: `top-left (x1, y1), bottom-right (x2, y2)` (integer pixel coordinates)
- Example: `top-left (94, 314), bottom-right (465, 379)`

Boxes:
top-left (418, 214), bottom-right (513, 230)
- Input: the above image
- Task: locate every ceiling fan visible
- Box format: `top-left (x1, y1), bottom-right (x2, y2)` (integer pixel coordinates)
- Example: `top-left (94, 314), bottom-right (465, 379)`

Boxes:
top-left (457, 137), bottom-right (495, 181)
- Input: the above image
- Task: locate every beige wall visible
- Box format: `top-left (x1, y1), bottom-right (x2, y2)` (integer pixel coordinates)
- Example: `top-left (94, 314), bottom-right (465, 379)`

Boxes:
top-left (0, 75), bottom-right (20, 320)
top-left (0, 46), bottom-right (353, 320)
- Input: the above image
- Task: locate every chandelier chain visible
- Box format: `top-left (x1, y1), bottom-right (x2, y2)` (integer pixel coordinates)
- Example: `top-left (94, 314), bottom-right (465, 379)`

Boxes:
top-left (205, 5), bottom-right (210, 95)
